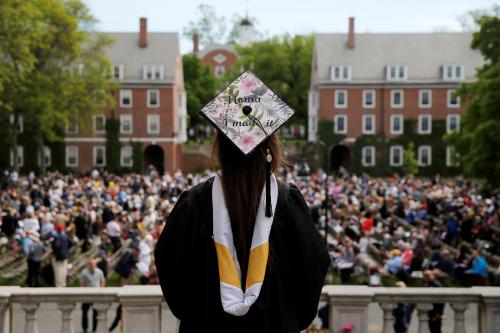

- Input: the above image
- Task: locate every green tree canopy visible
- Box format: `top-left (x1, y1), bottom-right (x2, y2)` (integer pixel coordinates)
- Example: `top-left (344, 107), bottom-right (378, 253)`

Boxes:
top-left (182, 54), bottom-right (218, 127)
top-left (227, 34), bottom-right (313, 124)
top-left (183, 4), bottom-right (227, 46)
top-left (455, 12), bottom-right (500, 189)
top-left (0, 0), bottom-right (114, 173)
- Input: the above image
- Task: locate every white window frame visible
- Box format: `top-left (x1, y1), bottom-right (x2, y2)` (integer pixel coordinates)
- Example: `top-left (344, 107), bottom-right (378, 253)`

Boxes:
top-left (93, 115), bottom-right (106, 134)
top-left (334, 115), bottom-right (347, 134)
top-left (447, 89), bottom-right (460, 108)
top-left (418, 114), bottom-right (432, 134)
top-left (390, 90), bottom-right (404, 108)
top-left (362, 90), bottom-right (375, 108)
top-left (390, 114), bottom-right (404, 135)
top-left (362, 115), bottom-right (376, 134)
top-left (37, 146), bottom-right (51, 167)
top-left (418, 145), bottom-right (432, 166)
top-left (334, 90), bottom-right (348, 108)
top-left (113, 64), bottom-right (124, 80)
top-left (65, 146), bottom-right (79, 167)
top-left (9, 115), bottom-right (24, 133)
top-left (390, 145), bottom-right (404, 167)
top-left (147, 89), bottom-right (160, 108)
top-left (446, 146), bottom-right (459, 167)
top-left (120, 89), bottom-right (133, 108)
top-left (442, 64), bottom-right (465, 81)
top-left (10, 146), bottom-right (24, 167)
top-left (362, 146), bottom-right (376, 167)
top-left (120, 114), bottom-right (133, 134)
top-left (447, 114), bottom-right (460, 133)
top-left (93, 146), bottom-right (106, 167)
top-left (386, 65), bottom-right (408, 81)
top-left (418, 89), bottom-right (432, 108)
top-left (330, 65), bottom-right (352, 81)
top-left (214, 65), bottom-right (225, 77)
top-left (147, 114), bottom-right (160, 134)
top-left (120, 146), bottom-right (133, 167)
top-left (143, 64), bottom-right (164, 80)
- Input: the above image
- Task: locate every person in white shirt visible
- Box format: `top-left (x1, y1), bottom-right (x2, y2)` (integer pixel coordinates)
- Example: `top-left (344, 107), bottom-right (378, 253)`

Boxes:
top-left (106, 220), bottom-right (121, 253)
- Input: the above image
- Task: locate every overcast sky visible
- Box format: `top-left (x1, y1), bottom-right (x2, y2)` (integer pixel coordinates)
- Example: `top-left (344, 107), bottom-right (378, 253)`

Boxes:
top-left (83, 0), bottom-right (497, 53)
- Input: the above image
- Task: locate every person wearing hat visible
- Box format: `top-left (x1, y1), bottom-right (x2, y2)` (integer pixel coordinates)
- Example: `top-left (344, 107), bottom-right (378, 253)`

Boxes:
top-left (155, 72), bottom-right (330, 332)
top-left (51, 220), bottom-right (73, 287)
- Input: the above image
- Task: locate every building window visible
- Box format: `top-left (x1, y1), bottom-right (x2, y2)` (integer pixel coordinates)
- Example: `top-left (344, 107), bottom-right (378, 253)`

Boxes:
top-left (147, 115), bottom-right (160, 134)
top-left (390, 146), bottom-right (403, 167)
top-left (335, 90), bottom-right (347, 108)
top-left (147, 89), bottom-right (160, 108)
top-left (66, 116), bottom-right (78, 134)
top-left (93, 146), bottom-right (106, 167)
top-left (447, 89), bottom-right (460, 108)
top-left (120, 146), bottom-right (133, 167)
top-left (93, 115), bottom-right (106, 134)
top-left (442, 64), bottom-right (464, 81)
top-left (418, 146), bottom-right (432, 166)
top-left (390, 90), bottom-right (404, 108)
top-left (418, 115), bottom-right (432, 134)
top-left (120, 89), bottom-right (133, 108)
top-left (66, 146), bottom-right (78, 167)
top-left (447, 114), bottom-right (460, 133)
top-left (362, 146), bottom-right (375, 167)
top-left (362, 115), bottom-right (376, 134)
top-left (390, 115), bottom-right (404, 135)
top-left (330, 65), bottom-right (351, 81)
top-left (334, 115), bottom-right (347, 134)
top-left (113, 64), bottom-right (124, 80)
top-left (446, 146), bottom-right (459, 167)
top-left (120, 115), bottom-right (133, 134)
top-left (9, 115), bottom-right (23, 133)
top-left (214, 65), bottom-right (225, 77)
top-left (10, 146), bottom-right (24, 167)
top-left (386, 65), bottom-right (407, 81)
top-left (419, 90), bottom-right (432, 108)
top-left (363, 90), bottom-right (375, 108)
top-left (37, 146), bottom-right (51, 167)
top-left (143, 64), bottom-right (164, 80)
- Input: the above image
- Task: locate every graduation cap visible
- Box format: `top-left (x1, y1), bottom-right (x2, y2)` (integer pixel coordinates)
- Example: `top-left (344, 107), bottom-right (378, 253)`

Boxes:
top-left (200, 71), bottom-right (295, 217)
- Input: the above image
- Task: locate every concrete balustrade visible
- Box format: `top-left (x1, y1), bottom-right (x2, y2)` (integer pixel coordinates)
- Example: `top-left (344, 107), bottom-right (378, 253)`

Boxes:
top-left (0, 286), bottom-right (499, 333)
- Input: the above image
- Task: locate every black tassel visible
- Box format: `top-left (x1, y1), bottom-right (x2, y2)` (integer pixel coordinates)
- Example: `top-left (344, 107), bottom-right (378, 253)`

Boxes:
top-left (265, 147), bottom-right (272, 217)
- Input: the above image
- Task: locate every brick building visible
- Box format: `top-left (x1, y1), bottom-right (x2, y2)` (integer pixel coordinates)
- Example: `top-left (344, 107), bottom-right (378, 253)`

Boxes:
top-left (308, 18), bottom-right (484, 175)
top-left (63, 18), bottom-right (187, 173)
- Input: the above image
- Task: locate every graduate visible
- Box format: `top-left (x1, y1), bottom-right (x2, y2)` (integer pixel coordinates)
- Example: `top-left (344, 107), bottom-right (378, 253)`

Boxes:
top-left (155, 71), bottom-right (331, 332)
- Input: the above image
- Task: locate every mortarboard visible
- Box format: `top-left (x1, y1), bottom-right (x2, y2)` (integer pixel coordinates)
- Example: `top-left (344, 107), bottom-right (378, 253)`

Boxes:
top-left (200, 71), bottom-right (295, 217)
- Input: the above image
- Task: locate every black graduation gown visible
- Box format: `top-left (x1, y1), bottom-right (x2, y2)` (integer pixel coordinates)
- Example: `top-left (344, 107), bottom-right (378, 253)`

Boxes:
top-left (154, 178), bottom-right (331, 333)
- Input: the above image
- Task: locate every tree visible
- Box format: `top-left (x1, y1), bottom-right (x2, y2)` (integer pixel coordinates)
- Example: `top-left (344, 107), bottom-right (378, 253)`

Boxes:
top-left (227, 35), bottom-right (313, 124)
top-left (0, 0), bottom-right (114, 174)
top-left (183, 54), bottom-right (218, 127)
top-left (457, 5), bottom-right (500, 32)
top-left (183, 4), bottom-right (227, 46)
top-left (403, 142), bottom-right (419, 176)
top-left (455, 13), bottom-right (500, 189)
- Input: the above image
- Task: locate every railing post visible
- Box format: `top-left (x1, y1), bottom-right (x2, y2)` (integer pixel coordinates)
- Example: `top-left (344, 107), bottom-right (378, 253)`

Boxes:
top-left (93, 303), bottom-right (111, 333)
top-left (325, 286), bottom-right (373, 333)
top-left (379, 303), bottom-right (396, 333)
top-left (451, 303), bottom-right (468, 333)
top-left (20, 302), bottom-right (40, 333)
top-left (415, 303), bottom-right (433, 333)
top-left (119, 286), bottom-right (162, 333)
top-left (57, 302), bottom-right (75, 333)
top-left (476, 287), bottom-right (500, 333)
top-left (0, 291), bottom-right (10, 333)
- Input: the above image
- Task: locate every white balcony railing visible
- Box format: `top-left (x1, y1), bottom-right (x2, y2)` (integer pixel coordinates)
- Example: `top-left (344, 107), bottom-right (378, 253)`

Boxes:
top-left (0, 285), bottom-right (499, 333)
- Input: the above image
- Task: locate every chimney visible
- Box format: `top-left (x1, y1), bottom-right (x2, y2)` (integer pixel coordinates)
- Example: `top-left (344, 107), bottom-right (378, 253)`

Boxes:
top-left (348, 17), bottom-right (355, 49)
top-left (139, 17), bottom-right (148, 48)
top-left (192, 33), bottom-right (200, 54)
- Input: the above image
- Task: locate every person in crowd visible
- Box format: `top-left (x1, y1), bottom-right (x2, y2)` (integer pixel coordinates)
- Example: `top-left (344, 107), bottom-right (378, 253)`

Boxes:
top-left (424, 270), bottom-right (444, 333)
top-left (465, 249), bottom-right (489, 286)
top-left (393, 281), bottom-right (414, 333)
top-left (51, 218), bottom-right (73, 287)
top-left (23, 230), bottom-right (45, 287)
top-left (115, 244), bottom-right (139, 285)
top-left (106, 217), bottom-right (122, 253)
top-left (80, 259), bottom-right (105, 333)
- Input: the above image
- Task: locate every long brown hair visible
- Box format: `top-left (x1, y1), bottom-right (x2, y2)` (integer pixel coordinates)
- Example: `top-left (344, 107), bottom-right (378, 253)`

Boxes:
top-left (213, 132), bottom-right (281, 284)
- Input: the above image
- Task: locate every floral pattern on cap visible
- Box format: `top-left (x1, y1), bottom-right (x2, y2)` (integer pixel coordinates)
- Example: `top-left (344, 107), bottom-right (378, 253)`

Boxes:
top-left (200, 71), bottom-right (295, 155)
